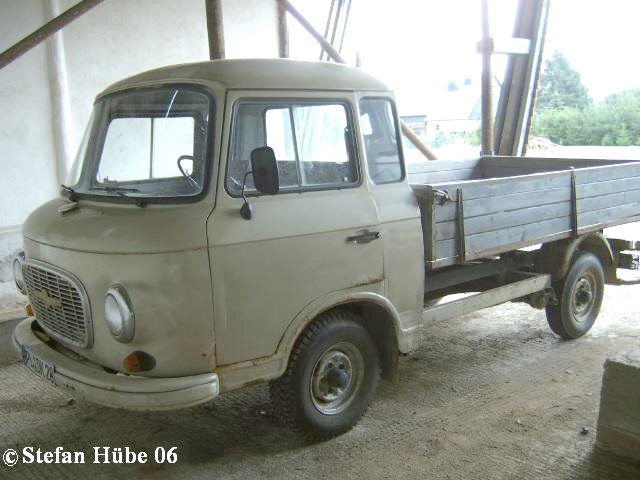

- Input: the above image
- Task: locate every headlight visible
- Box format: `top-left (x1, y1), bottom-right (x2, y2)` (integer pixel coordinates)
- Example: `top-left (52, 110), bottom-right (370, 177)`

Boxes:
top-left (104, 285), bottom-right (135, 343)
top-left (13, 253), bottom-right (26, 294)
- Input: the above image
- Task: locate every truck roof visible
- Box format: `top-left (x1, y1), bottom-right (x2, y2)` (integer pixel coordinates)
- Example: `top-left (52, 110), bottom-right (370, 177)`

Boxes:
top-left (100, 59), bottom-right (391, 97)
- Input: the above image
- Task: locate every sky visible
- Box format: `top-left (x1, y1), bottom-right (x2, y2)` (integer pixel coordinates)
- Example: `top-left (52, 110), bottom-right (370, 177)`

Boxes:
top-left (288, 0), bottom-right (640, 114)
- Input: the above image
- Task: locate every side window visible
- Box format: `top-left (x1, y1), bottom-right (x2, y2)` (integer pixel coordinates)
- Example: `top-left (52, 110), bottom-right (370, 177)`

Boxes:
top-left (227, 101), bottom-right (358, 195)
top-left (359, 98), bottom-right (404, 184)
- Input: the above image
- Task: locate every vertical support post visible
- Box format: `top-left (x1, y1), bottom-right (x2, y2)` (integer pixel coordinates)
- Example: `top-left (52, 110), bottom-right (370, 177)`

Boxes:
top-left (205, 0), bottom-right (225, 60)
top-left (277, 1), bottom-right (289, 58)
top-left (480, 0), bottom-right (494, 156)
top-left (570, 167), bottom-right (579, 236)
top-left (44, 0), bottom-right (75, 186)
top-left (425, 187), bottom-right (436, 266)
top-left (494, 0), bottom-right (550, 156)
top-left (456, 188), bottom-right (466, 264)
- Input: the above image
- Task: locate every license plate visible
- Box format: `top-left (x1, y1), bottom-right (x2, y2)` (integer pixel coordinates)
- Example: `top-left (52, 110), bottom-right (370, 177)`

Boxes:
top-left (21, 345), bottom-right (56, 385)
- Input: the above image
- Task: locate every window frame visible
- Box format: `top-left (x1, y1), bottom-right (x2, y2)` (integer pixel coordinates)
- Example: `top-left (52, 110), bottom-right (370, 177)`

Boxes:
top-left (225, 98), bottom-right (362, 198)
top-left (359, 96), bottom-right (406, 185)
top-left (67, 84), bottom-right (216, 206)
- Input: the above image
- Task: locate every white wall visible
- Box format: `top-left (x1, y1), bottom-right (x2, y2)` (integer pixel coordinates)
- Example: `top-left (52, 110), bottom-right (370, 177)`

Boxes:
top-left (0, 0), bottom-right (278, 304)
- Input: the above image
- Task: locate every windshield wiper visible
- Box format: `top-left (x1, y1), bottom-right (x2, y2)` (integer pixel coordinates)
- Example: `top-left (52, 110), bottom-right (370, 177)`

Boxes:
top-left (90, 186), bottom-right (140, 197)
top-left (89, 186), bottom-right (147, 207)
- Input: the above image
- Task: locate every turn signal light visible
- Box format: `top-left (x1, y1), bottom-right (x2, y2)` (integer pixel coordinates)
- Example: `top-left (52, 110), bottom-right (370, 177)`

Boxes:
top-left (25, 304), bottom-right (34, 317)
top-left (123, 351), bottom-right (156, 373)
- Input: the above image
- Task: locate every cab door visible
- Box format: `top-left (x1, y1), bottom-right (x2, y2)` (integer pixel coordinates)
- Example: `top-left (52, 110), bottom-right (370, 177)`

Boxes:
top-left (356, 95), bottom-right (425, 334)
top-left (207, 91), bottom-right (383, 366)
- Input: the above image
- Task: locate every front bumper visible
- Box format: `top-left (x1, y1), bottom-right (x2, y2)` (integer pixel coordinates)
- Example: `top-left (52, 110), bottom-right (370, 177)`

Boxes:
top-left (12, 318), bottom-right (219, 410)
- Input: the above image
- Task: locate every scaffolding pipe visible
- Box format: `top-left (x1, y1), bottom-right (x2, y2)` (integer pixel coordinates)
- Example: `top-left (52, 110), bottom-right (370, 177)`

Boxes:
top-left (205, 0), bottom-right (225, 60)
top-left (44, 0), bottom-right (76, 186)
top-left (480, 0), bottom-right (494, 155)
top-left (276, 0), bottom-right (437, 160)
top-left (278, 1), bottom-right (289, 58)
top-left (0, 0), bottom-right (105, 70)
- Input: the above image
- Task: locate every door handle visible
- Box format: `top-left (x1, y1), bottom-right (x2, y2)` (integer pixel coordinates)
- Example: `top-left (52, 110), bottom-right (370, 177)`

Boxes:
top-left (346, 230), bottom-right (382, 244)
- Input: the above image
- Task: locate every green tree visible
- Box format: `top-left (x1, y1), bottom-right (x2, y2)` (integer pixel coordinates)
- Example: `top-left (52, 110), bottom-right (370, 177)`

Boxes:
top-left (536, 51), bottom-right (591, 112)
top-left (532, 88), bottom-right (640, 146)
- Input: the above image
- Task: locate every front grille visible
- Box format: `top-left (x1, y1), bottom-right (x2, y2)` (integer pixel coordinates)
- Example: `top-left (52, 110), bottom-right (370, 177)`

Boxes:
top-left (23, 261), bottom-right (92, 348)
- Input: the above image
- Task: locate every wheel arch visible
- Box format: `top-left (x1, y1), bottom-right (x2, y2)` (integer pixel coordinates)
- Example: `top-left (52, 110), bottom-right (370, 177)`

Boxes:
top-left (537, 232), bottom-right (616, 282)
top-left (276, 291), bottom-right (402, 382)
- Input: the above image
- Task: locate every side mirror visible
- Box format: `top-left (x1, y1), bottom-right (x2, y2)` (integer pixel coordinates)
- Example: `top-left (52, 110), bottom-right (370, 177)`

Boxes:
top-left (250, 146), bottom-right (279, 195)
top-left (239, 147), bottom-right (280, 220)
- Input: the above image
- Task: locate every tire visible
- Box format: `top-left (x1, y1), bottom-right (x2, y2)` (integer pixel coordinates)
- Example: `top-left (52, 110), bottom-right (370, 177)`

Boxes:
top-left (270, 309), bottom-right (380, 440)
top-left (545, 251), bottom-right (604, 339)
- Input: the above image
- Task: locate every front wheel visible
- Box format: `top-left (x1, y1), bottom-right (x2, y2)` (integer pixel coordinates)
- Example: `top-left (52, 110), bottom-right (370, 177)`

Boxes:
top-left (545, 251), bottom-right (604, 339)
top-left (270, 309), bottom-right (380, 440)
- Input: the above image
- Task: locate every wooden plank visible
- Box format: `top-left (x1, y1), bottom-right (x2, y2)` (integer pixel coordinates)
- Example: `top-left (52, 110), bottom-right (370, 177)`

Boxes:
top-left (576, 177), bottom-right (639, 199)
top-left (434, 216), bottom-right (572, 260)
top-left (579, 189), bottom-right (640, 214)
top-left (579, 202), bottom-right (640, 230)
top-left (482, 157), bottom-right (635, 179)
top-left (427, 231), bottom-right (573, 269)
top-left (435, 201), bottom-right (571, 241)
top-left (482, 166), bottom-right (558, 178)
top-left (430, 169), bottom-right (570, 201)
top-left (575, 162), bottom-right (640, 184)
top-left (432, 239), bottom-right (458, 262)
top-left (433, 186), bottom-right (571, 222)
top-left (409, 168), bottom-right (479, 184)
top-left (466, 216), bottom-right (572, 256)
top-left (407, 159), bottom-right (482, 174)
top-left (484, 156), bottom-right (617, 169)
top-left (578, 214), bottom-right (640, 235)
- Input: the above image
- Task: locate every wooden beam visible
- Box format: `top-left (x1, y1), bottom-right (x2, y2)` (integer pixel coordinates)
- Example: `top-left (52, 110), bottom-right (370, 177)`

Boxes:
top-left (0, 0), bottom-right (105, 70)
top-left (276, 0), bottom-right (437, 160)
top-left (205, 0), bottom-right (225, 60)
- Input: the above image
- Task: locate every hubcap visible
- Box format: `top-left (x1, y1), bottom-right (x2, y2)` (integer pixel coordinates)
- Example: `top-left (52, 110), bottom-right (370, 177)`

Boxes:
top-left (571, 273), bottom-right (596, 322)
top-left (310, 342), bottom-right (364, 415)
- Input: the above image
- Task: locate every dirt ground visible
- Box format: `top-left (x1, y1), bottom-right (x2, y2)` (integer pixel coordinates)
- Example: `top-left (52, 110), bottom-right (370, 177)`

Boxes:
top-left (1, 281), bottom-right (639, 480)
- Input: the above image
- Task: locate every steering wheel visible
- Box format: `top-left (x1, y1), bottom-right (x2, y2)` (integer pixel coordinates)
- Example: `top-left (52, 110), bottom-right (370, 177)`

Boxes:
top-left (177, 155), bottom-right (199, 188)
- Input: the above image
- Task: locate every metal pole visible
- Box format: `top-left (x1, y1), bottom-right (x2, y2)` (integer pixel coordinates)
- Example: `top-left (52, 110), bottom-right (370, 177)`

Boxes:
top-left (319, 0), bottom-right (337, 60)
top-left (480, 0), bottom-right (494, 156)
top-left (277, 1), bottom-right (289, 58)
top-left (0, 0), bottom-right (105, 70)
top-left (44, 0), bottom-right (76, 186)
top-left (276, 0), bottom-right (437, 160)
top-left (205, 0), bottom-right (225, 60)
top-left (277, 0), bottom-right (343, 63)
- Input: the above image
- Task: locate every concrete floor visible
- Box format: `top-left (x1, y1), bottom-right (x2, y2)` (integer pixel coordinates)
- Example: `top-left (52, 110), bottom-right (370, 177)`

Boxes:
top-left (1, 282), bottom-right (639, 479)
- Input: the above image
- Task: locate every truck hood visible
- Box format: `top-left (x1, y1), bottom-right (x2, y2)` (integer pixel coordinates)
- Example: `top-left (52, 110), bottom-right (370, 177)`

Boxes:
top-left (23, 198), bottom-right (211, 254)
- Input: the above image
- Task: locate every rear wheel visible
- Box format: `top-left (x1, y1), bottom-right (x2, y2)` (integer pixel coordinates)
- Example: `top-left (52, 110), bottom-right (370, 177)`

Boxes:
top-left (270, 309), bottom-right (380, 440)
top-left (546, 251), bottom-right (604, 339)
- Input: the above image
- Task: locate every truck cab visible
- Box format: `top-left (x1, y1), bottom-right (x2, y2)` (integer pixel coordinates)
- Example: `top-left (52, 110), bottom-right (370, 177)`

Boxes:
top-left (13, 59), bottom-right (424, 437)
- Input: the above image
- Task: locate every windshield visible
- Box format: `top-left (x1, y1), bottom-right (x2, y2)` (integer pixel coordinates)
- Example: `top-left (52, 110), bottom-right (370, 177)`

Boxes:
top-left (66, 87), bottom-right (212, 201)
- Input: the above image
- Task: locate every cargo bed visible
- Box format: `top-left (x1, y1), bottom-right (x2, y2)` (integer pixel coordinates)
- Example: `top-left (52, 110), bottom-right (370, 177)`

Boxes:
top-left (409, 156), bottom-right (640, 270)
